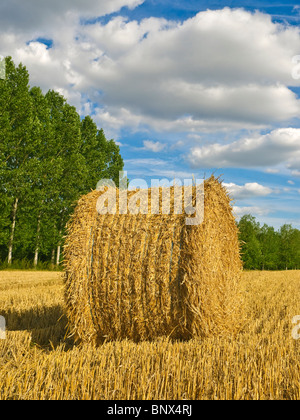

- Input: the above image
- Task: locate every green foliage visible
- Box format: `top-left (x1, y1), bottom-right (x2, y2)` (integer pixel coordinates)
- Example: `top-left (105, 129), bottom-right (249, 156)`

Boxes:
top-left (238, 215), bottom-right (262, 270)
top-left (238, 215), bottom-right (300, 270)
top-left (0, 57), bottom-right (124, 268)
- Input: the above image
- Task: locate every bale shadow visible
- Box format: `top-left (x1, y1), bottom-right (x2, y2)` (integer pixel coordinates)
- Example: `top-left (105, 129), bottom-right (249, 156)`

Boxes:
top-left (1, 305), bottom-right (75, 350)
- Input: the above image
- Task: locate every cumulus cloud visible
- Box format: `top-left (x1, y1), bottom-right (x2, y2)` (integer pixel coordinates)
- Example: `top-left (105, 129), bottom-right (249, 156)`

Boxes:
top-left (1, 7), bottom-right (300, 135)
top-left (142, 140), bottom-right (166, 153)
top-left (78, 8), bottom-right (300, 131)
top-left (265, 168), bottom-right (280, 174)
top-left (233, 205), bottom-right (271, 218)
top-left (0, 0), bottom-right (144, 34)
top-left (224, 182), bottom-right (273, 199)
top-left (188, 128), bottom-right (300, 172)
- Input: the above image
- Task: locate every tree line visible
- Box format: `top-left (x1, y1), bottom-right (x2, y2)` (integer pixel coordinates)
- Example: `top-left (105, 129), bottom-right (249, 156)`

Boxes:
top-left (238, 215), bottom-right (300, 270)
top-left (0, 57), bottom-right (124, 268)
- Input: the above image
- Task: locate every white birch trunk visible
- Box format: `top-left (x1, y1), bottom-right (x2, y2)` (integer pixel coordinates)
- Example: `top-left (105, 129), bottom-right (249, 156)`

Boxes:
top-left (56, 229), bottom-right (62, 266)
top-left (7, 197), bottom-right (19, 265)
top-left (33, 215), bottom-right (41, 267)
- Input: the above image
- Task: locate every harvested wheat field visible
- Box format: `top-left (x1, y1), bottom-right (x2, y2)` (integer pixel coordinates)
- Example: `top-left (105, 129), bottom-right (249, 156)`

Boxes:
top-left (0, 270), bottom-right (300, 400)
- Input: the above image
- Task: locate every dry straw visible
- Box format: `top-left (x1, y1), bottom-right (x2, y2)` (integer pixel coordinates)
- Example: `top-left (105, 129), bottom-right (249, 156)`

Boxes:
top-left (64, 176), bottom-right (243, 344)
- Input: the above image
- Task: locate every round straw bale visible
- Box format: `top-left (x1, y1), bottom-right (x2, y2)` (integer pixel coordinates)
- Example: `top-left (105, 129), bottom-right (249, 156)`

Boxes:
top-left (64, 176), bottom-right (243, 344)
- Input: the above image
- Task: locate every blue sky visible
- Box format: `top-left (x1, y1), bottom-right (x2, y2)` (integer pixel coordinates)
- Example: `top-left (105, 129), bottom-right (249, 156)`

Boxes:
top-left (90, 0), bottom-right (300, 25)
top-left (0, 0), bottom-right (300, 228)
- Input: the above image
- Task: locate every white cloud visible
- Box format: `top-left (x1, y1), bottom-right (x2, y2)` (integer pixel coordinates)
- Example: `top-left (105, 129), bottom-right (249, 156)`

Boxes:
top-left (78, 8), bottom-right (300, 131)
top-left (1, 7), bottom-right (300, 135)
top-left (224, 182), bottom-right (273, 199)
top-left (142, 140), bottom-right (166, 153)
top-left (265, 168), bottom-right (280, 174)
top-left (291, 170), bottom-right (300, 177)
top-left (188, 128), bottom-right (300, 173)
top-left (233, 205), bottom-right (271, 218)
top-left (0, 0), bottom-right (144, 34)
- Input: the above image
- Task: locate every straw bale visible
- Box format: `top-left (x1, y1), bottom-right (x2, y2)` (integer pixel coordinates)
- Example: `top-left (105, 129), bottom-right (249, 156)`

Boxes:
top-left (64, 176), bottom-right (243, 344)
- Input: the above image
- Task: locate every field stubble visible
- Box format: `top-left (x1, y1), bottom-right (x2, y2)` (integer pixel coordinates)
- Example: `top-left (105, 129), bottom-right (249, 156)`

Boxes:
top-left (0, 270), bottom-right (300, 400)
